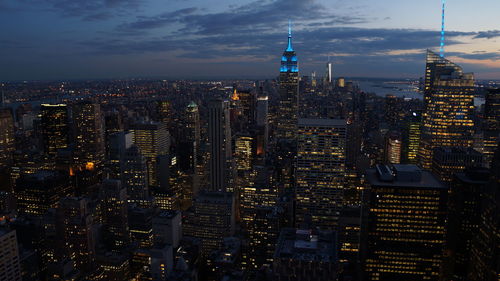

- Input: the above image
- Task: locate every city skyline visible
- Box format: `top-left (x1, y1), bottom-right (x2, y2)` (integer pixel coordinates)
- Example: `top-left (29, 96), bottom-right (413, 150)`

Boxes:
top-left (1, 0), bottom-right (500, 81)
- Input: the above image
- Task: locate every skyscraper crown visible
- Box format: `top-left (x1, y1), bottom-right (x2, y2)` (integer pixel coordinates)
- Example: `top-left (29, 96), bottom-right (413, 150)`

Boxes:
top-left (280, 21), bottom-right (298, 73)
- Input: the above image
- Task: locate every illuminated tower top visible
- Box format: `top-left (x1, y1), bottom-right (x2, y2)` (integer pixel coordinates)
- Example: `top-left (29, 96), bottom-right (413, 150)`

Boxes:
top-left (280, 21), bottom-right (298, 73)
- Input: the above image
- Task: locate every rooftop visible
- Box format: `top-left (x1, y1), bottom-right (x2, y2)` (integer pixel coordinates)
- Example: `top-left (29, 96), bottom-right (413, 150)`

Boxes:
top-left (367, 164), bottom-right (444, 188)
top-left (274, 228), bottom-right (337, 263)
top-left (298, 118), bottom-right (347, 127)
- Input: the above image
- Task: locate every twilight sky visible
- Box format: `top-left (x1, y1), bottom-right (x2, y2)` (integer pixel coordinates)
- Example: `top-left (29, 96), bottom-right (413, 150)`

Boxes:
top-left (1, 0), bottom-right (499, 81)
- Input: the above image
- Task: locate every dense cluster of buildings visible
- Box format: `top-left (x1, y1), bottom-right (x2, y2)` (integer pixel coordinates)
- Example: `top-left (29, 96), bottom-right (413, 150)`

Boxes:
top-left (0, 27), bottom-right (498, 281)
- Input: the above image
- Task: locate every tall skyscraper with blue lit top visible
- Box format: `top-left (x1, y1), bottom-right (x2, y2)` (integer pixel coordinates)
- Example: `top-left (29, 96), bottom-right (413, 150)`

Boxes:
top-left (276, 23), bottom-right (299, 140)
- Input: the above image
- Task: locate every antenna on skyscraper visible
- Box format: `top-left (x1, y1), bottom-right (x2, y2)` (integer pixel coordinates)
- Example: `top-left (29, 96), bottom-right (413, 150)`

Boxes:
top-left (288, 20), bottom-right (292, 38)
top-left (440, 0), bottom-right (446, 57)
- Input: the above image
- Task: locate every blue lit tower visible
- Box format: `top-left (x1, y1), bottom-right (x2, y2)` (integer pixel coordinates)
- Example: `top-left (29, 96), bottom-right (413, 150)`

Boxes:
top-left (276, 22), bottom-right (299, 140)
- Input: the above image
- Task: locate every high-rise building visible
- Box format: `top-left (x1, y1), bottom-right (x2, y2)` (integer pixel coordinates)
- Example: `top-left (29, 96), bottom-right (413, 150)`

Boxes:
top-left (40, 104), bottom-right (69, 158)
top-left (57, 197), bottom-right (96, 273)
top-left (106, 131), bottom-right (134, 179)
top-left (419, 51), bottom-right (475, 169)
top-left (442, 168), bottom-right (490, 281)
top-left (363, 164), bottom-right (447, 280)
top-left (131, 122), bottom-right (170, 188)
top-left (0, 108), bottom-right (15, 167)
top-left (235, 134), bottom-right (254, 175)
top-left (10, 150), bottom-right (47, 190)
top-left (384, 95), bottom-right (403, 127)
top-left (237, 90), bottom-right (256, 126)
top-left (256, 95), bottom-right (269, 156)
top-left (72, 102), bottom-right (105, 171)
top-left (0, 228), bottom-right (22, 281)
top-left (276, 25), bottom-right (299, 140)
top-left (183, 191), bottom-right (235, 257)
top-left (273, 228), bottom-right (338, 281)
top-left (338, 206), bottom-right (361, 269)
top-left (482, 88), bottom-right (500, 167)
top-left (208, 99), bottom-right (232, 192)
top-left (128, 206), bottom-right (154, 249)
top-left (326, 61), bottom-right (333, 84)
top-left (337, 77), bottom-right (345, 88)
top-left (15, 170), bottom-right (71, 216)
top-left (152, 210), bottom-right (182, 248)
top-left (239, 166), bottom-right (279, 269)
top-left (384, 131), bottom-right (402, 164)
top-left (181, 101), bottom-right (201, 173)
top-left (100, 179), bottom-right (129, 251)
top-left (122, 145), bottom-right (150, 206)
top-left (467, 147), bottom-right (500, 281)
top-left (402, 112), bottom-right (421, 164)
top-left (157, 100), bottom-right (172, 125)
top-left (295, 118), bottom-right (346, 230)
top-left (431, 147), bottom-right (482, 183)
top-left (256, 95), bottom-right (268, 127)
top-left (178, 102), bottom-right (201, 202)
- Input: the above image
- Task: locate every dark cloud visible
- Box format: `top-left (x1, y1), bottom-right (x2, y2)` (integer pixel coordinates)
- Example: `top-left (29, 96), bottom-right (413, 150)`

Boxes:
top-left (1, 0), bottom-right (498, 80)
top-left (117, 7), bottom-right (198, 31)
top-left (3, 0), bottom-right (144, 19)
top-left (118, 0), bottom-right (367, 34)
top-left (449, 52), bottom-right (500, 61)
top-left (474, 30), bottom-right (500, 39)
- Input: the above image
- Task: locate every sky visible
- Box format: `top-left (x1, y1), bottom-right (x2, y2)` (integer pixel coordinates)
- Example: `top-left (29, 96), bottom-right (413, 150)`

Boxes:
top-left (0, 0), bottom-right (499, 81)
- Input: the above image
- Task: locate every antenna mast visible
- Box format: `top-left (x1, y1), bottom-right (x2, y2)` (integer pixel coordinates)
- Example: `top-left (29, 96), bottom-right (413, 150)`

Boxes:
top-left (440, 0), bottom-right (446, 57)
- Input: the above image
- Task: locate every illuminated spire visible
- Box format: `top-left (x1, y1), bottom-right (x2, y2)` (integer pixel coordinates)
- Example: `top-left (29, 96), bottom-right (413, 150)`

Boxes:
top-left (231, 88), bottom-right (239, 101)
top-left (286, 20), bottom-right (293, 52)
top-left (440, 0), bottom-right (446, 57)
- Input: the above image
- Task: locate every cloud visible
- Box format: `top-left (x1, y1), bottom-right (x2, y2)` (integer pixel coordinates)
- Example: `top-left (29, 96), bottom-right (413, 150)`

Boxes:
top-left (117, 0), bottom-right (367, 34)
top-left (1, 0), bottom-right (499, 79)
top-left (0, 0), bottom-right (144, 20)
top-left (117, 7), bottom-right (198, 31)
top-left (474, 30), bottom-right (500, 39)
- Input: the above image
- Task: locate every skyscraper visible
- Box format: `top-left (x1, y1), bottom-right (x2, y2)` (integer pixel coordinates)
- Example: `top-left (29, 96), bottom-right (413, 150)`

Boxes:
top-left (131, 122), bottom-right (170, 188)
top-left (419, 50), bottom-right (475, 169)
top-left (0, 108), bottom-right (15, 168)
top-left (295, 118), bottom-right (346, 230)
top-left (208, 99), bottom-right (232, 192)
top-left (431, 147), bottom-right (483, 183)
top-left (40, 104), bottom-right (69, 158)
top-left (402, 112), bottom-right (421, 164)
top-left (467, 146), bottom-right (500, 281)
top-left (363, 164), bottom-right (447, 280)
top-left (183, 101), bottom-right (201, 173)
top-left (0, 228), bottom-right (22, 281)
top-left (482, 88), bottom-right (500, 167)
top-left (57, 197), bottom-right (96, 273)
top-left (326, 61), bottom-right (333, 84)
top-left (15, 170), bottom-right (71, 216)
top-left (72, 101), bottom-right (105, 171)
top-left (178, 102), bottom-right (201, 202)
top-left (255, 95), bottom-right (269, 157)
top-left (276, 24), bottom-right (299, 140)
top-left (107, 131), bottom-right (134, 180)
top-left (442, 168), bottom-right (490, 281)
top-left (100, 179), bottom-right (130, 251)
top-left (384, 131), bottom-right (402, 164)
top-left (183, 191), bottom-right (235, 256)
top-left (122, 145), bottom-right (150, 206)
